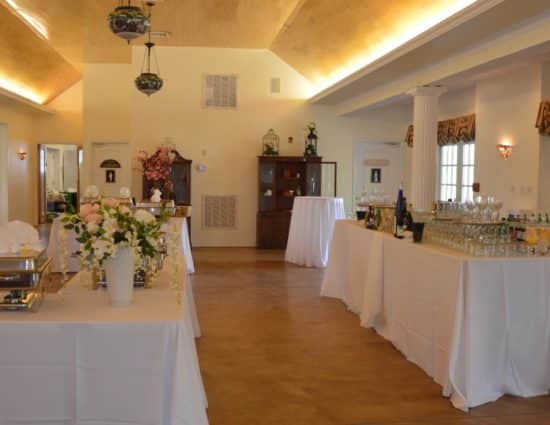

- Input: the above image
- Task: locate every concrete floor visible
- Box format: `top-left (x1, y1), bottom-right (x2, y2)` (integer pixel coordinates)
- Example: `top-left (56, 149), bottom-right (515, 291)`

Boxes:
top-left (192, 248), bottom-right (550, 425)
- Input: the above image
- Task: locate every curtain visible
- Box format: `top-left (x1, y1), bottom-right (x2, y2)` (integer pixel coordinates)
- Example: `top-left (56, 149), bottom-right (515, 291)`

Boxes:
top-left (405, 125), bottom-right (414, 147)
top-left (406, 114), bottom-right (476, 147)
top-left (536, 101), bottom-right (550, 136)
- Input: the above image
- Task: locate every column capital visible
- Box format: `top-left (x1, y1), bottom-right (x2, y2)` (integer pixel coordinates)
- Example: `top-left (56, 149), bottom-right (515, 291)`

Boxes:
top-left (407, 85), bottom-right (447, 97)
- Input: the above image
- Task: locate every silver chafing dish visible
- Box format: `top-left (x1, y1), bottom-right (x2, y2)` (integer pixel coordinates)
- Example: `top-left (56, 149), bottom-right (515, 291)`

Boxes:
top-left (0, 249), bottom-right (51, 312)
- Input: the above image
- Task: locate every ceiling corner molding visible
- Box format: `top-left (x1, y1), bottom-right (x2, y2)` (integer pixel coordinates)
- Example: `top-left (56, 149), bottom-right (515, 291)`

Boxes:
top-left (269, 0), bottom-right (307, 49)
top-left (0, 87), bottom-right (54, 114)
top-left (308, 0), bottom-right (505, 104)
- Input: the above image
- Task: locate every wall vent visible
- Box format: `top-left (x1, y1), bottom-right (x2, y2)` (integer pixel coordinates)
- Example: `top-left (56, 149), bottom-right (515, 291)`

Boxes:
top-left (270, 77), bottom-right (280, 94)
top-left (203, 74), bottom-right (237, 108)
top-left (202, 195), bottom-right (237, 229)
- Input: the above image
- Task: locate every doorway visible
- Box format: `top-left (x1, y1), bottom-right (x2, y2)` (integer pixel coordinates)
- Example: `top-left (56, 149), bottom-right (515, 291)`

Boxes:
top-left (353, 141), bottom-right (403, 205)
top-left (91, 142), bottom-right (131, 198)
top-left (38, 144), bottom-right (81, 224)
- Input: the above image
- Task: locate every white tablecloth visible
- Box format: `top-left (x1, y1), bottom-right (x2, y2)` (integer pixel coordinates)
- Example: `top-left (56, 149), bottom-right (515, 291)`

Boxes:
top-left (0, 262), bottom-right (208, 425)
top-left (321, 220), bottom-right (550, 410)
top-left (285, 196), bottom-right (345, 268)
top-left (47, 216), bottom-right (195, 274)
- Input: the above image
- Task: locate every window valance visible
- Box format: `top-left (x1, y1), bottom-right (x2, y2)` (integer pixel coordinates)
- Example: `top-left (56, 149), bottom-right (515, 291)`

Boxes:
top-left (405, 113), bottom-right (476, 147)
top-left (536, 101), bottom-right (550, 136)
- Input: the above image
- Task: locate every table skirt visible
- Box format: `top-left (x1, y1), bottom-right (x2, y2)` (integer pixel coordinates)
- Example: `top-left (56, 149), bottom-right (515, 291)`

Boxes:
top-left (321, 220), bottom-right (550, 410)
top-left (285, 197), bottom-right (345, 268)
top-left (0, 258), bottom-right (207, 424)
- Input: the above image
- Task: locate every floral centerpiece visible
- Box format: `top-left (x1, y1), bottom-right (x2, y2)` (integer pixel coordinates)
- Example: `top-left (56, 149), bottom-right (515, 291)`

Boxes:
top-left (136, 146), bottom-right (177, 194)
top-left (61, 200), bottom-right (163, 272)
top-left (60, 199), bottom-right (168, 306)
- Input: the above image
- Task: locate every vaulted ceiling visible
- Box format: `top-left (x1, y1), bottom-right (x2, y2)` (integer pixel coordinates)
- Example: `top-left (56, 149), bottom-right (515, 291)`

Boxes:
top-left (0, 0), bottom-right (483, 104)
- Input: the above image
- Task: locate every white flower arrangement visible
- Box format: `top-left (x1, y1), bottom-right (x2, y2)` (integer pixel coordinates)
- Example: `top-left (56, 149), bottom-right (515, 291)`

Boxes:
top-left (61, 200), bottom-right (165, 278)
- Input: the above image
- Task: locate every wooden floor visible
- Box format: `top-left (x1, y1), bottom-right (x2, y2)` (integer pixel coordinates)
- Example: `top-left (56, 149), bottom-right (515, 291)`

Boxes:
top-left (192, 248), bottom-right (550, 425)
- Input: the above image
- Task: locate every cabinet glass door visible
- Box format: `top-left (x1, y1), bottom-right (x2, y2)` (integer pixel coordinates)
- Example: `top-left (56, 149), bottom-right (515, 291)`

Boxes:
top-left (321, 162), bottom-right (337, 197)
top-left (259, 162), bottom-right (275, 211)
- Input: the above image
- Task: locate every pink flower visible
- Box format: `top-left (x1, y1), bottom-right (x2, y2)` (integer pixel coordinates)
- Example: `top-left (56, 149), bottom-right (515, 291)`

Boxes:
top-left (102, 198), bottom-right (119, 208)
top-left (84, 213), bottom-right (103, 224)
top-left (79, 204), bottom-right (95, 218)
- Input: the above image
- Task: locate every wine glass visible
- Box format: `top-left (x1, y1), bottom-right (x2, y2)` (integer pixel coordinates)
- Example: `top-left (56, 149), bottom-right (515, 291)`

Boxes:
top-left (464, 198), bottom-right (476, 220)
top-left (475, 195), bottom-right (488, 222)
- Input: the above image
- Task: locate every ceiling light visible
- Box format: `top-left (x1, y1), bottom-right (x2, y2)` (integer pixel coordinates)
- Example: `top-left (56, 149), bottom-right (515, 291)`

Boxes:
top-left (310, 0), bottom-right (479, 96)
top-left (5, 0), bottom-right (48, 39)
top-left (108, 1), bottom-right (150, 42)
top-left (135, 3), bottom-right (163, 96)
top-left (0, 77), bottom-right (45, 104)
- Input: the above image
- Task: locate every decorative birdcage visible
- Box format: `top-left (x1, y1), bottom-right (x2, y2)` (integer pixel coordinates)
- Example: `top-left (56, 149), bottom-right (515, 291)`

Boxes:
top-left (262, 129), bottom-right (279, 156)
top-left (304, 122), bottom-right (318, 156)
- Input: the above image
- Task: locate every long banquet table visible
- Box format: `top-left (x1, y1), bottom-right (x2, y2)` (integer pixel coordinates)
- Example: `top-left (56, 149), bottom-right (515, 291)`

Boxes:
top-left (0, 256), bottom-right (208, 424)
top-left (322, 219), bottom-right (550, 411)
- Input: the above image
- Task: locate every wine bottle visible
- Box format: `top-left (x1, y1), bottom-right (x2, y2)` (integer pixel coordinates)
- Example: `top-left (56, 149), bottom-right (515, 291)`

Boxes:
top-left (375, 208), bottom-right (382, 230)
top-left (394, 185), bottom-right (405, 238)
top-left (366, 206), bottom-right (376, 229)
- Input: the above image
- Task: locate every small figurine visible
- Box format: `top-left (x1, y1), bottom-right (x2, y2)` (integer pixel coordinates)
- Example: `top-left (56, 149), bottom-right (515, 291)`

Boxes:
top-left (151, 188), bottom-right (162, 203)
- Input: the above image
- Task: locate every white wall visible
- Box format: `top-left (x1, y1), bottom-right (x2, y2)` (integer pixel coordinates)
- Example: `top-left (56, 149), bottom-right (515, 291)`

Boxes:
top-left (538, 60), bottom-right (550, 211)
top-left (476, 64), bottom-right (541, 211)
top-left (400, 65), bottom-right (547, 213)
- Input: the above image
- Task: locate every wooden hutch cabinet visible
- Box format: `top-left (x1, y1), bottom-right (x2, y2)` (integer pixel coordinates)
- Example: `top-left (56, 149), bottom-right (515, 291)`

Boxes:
top-left (142, 150), bottom-right (192, 205)
top-left (257, 156), bottom-right (322, 249)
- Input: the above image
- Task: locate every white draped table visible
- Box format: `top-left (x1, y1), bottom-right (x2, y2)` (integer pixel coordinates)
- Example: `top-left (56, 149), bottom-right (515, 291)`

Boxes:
top-left (285, 196), bottom-right (345, 268)
top-left (322, 220), bottom-right (550, 410)
top-left (0, 264), bottom-right (208, 425)
top-left (47, 216), bottom-right (195, 274)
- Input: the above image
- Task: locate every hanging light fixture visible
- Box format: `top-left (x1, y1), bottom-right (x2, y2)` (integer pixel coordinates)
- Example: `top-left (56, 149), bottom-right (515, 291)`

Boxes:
top-left (108, 1), bottom-right (150, 43)
top-left (135, 3), bottom-right (163, 96)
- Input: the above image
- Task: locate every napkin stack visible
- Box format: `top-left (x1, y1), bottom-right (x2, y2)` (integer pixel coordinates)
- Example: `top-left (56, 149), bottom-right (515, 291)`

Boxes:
top-left (0, 221), bottom-right (41, 254)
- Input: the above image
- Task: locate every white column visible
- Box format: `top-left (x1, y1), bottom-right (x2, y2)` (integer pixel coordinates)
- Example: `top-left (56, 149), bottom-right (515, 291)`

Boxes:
top-left (407, 86), bottom-right (447, 212)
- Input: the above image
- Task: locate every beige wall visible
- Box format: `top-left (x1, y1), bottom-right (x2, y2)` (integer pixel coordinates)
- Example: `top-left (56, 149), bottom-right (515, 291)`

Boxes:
top-left (77, 47), bottom-right (408, 246)
top-left (0, 98), bottom-right (36, 224)
top-left (538, 61), bottom-right (550, 211)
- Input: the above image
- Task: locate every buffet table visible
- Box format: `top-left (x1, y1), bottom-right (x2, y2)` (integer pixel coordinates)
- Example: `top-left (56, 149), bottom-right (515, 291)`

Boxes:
top-left (285, 196), bottom-right (346, 268)
top-left (322, 220), bottom-right (550, 410)
top-left (0, 262), bottom-right (208, 425)
top-left (47, 216), bottom-right (195, 274)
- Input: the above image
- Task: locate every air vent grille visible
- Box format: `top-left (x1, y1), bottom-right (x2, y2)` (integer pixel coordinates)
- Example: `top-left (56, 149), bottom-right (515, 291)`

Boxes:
top-left (203, 74), bottom-right (237, 108)
top-left (202, 195), bottom-right (237, 229)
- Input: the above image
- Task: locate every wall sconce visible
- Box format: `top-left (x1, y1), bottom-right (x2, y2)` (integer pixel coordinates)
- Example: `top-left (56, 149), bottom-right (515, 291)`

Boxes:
top-left (497, 142), bottom-right (513, 160)
top-left (17, 149), bottom-right (27, 160)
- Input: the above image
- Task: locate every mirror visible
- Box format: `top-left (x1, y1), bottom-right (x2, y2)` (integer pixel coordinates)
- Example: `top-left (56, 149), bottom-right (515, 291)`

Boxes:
top-left (38, 144), bottom-right (81, 223)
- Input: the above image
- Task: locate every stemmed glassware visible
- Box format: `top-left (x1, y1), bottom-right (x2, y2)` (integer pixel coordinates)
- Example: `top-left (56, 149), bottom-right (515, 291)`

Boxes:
top-left (475, 195), bottom-right (488, 222)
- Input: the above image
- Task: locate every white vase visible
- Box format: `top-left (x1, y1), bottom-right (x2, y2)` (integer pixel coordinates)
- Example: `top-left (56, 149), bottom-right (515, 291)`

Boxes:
top-left (104, 247), bottom-right (134, 307)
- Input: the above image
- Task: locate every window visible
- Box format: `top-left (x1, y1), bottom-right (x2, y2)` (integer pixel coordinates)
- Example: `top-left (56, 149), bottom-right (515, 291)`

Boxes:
top-left (439, 142), bottom-right (475, 202)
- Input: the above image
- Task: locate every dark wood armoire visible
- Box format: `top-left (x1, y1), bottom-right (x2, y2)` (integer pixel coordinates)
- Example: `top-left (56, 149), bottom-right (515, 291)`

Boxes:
top-left (257, 155), bottom-right (322, 249)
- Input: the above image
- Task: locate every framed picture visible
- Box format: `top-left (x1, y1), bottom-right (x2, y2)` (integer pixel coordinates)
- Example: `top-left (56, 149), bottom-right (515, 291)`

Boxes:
top-left (106, 169), bottom-right (116, 184)
top-left (371, 168), bottom-right (381, 184)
